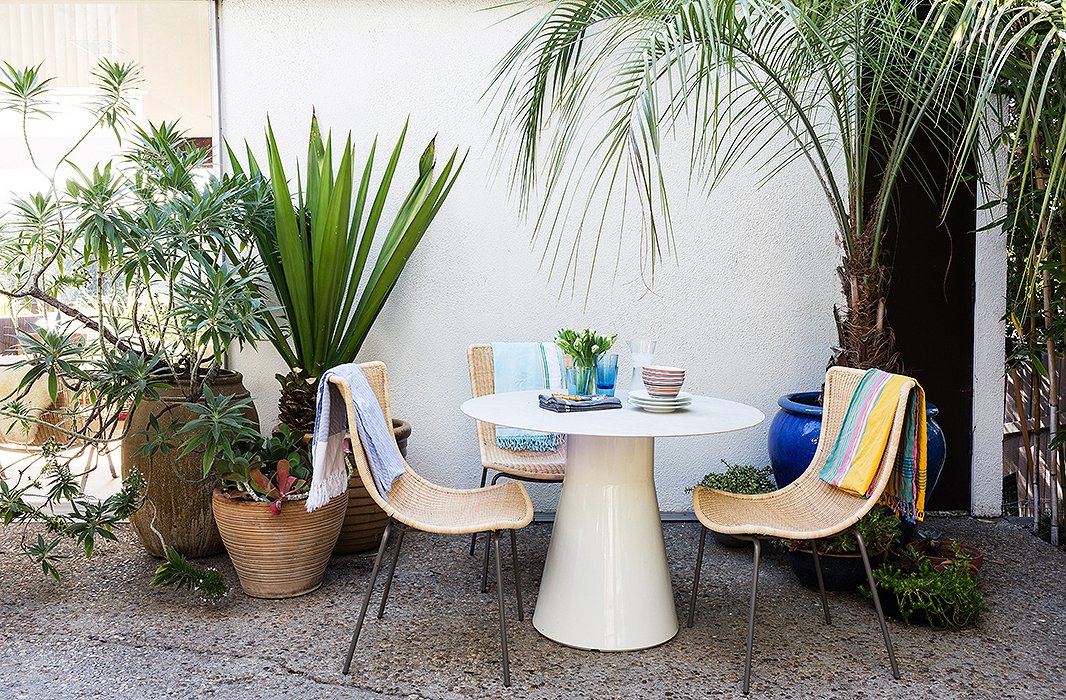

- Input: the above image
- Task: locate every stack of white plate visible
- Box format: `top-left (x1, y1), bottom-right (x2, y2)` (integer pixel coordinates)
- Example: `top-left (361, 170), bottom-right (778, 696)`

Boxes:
top-left (628, 390), bottom-right (693, 413)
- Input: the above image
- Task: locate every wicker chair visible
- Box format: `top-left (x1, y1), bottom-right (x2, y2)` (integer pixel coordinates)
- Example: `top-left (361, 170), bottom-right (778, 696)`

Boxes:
top-left (688, 367), bottom-right (911, 694)
top-left (466, 344), bottom-right (565, 560)
top-left (331, 362), bottom-right (534, 687)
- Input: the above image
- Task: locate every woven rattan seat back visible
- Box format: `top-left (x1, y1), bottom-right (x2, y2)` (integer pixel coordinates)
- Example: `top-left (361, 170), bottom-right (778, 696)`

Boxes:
top-left (329, 362), bottom-right (402, 519)
top-left (466, 344), bottom-right (566, 479)
top-left (777, 366), bottom-right (913, 531)
top-left (693, 366), bottom-right (915, 541)
top-left (468, 344), bottom-right (498, 454)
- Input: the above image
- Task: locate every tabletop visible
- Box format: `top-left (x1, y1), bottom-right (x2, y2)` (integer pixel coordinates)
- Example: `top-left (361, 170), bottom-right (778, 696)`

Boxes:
top-left (460, 390), bottom-right (764, 438)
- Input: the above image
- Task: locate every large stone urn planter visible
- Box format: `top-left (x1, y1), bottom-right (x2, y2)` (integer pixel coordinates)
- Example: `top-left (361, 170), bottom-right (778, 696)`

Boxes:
top-left (121, 371), bottom-right (257, 558)
top-left (333, 418), bottom-right (410, 555)
top-left (212, 490), bottom-right (348, 598)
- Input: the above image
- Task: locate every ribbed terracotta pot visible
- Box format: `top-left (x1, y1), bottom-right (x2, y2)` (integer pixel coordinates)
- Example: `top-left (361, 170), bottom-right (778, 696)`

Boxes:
top-left (122, 371), bottom-right (257, 558)
top-left (332, 418), bottom-right (409, 555)
top-left (213, 490), bottom-right (348, 599)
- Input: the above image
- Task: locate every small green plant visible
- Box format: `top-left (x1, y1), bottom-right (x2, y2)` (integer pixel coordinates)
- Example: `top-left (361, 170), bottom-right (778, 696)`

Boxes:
top-left (689, 461), bottom-right (776, 495)
top-left (142, 393), bottom-right (313, 601)
top-left (555, 328), bottom-right (617, 368)
top-left (150, 546), bottom-right (228, 603)
top-left (141, 389), bottom-right (312, 513)
top-left (0, 440), bottom-right (144, 582)
top-left (786, 505), bottom-right (901, 558)
top-left (865, 543), bottom-right (985, 630)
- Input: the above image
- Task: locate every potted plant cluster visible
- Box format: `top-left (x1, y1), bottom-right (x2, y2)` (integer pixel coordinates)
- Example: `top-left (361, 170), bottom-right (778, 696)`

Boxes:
top-left (784, 505), bottom-right (901, 592)
top-left (689, 462), bottom-right (776, 547)
top-left (146, 390), bottom-right (348, 598)
top-left (554, 328), bottom-right (617, 395)
top-left (229, 115), bottom-right (463, 554)
top-left (866, 543), bottom-right (986, 630)
top-left (0, 59), bottom-right (271, 563)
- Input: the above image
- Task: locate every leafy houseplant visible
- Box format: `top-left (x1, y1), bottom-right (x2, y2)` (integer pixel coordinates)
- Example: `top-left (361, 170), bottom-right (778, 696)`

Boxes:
top-left (866, 544), bottom-right (985, 630)
top-left (231, 115), bottom-right (464, 431)
top-left (785, 505), bottom-right (901, 591)
top-left (0, 58), bottom-right (272, 569)
top-left (691, 461), bottom-right (776, 495)
top-left (555, 328), bottom-right (617, 394)
top-left (229, 115), bottom-right (463, 556)
top-left (690, 461), bottom-right (776, 547)
top-left (147, 390), bottom-right (347, 599)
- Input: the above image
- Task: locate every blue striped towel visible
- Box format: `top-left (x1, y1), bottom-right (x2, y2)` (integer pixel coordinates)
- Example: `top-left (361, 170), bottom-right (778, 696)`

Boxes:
top-left (307, 363), bottom-right (406, 511)
top-left (492, 342), bottom-right (564, 452)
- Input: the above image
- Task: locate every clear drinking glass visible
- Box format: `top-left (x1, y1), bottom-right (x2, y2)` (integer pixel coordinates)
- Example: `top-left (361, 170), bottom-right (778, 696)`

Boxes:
top-left (566, 366), bottom-right (595, 396)
top-left (628, 340), bottom-right (657, 392)
top-left (595, 354), bottom-right (619, 396)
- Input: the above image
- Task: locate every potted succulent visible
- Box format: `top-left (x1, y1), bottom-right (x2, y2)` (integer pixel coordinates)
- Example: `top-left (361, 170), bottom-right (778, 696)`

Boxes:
top-left (150, 390), bottom-right (348, 599)
top-left (230, 115), bottom-right (462, 554)
top-left (785, 505), bottom-right (901, 592)
top-left (0, 59), bottom-right (271, 561)
top-left (689, 462), bottom-right (776, 547)
top-left (555, 328), bottom-right (617, 395)
top-left (867, 543), bottom-right (985, 630)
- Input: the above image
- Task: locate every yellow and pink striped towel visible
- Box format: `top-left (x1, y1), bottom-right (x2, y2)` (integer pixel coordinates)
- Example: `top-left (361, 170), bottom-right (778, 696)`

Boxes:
top-left (818, 369), bottom-right (927, 523)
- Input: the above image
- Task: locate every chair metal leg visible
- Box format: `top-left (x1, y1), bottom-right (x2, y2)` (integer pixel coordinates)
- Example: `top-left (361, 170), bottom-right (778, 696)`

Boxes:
top-left (342, 520), bottom-right (392, 674)
top-left (809, 540), bottom-right (832, 625)
top-left (742, 537), bottom-right (762, 696)
top-left (377, 525), bottom-right (406, 619)
top-left (855, 530), bottom-right (900, 680)
top-left (687, 526), bottom-right (707, 628)
top-left (492, 531), bottom-right (512, 687)
top-left (481, 531), bottom-right (492, 593)
top-left (469, 467), bottom-right (489, 556)
top-left (509, 529), bottom-right (525, 621)
top-left (481, 473), bottom-right (507, 593)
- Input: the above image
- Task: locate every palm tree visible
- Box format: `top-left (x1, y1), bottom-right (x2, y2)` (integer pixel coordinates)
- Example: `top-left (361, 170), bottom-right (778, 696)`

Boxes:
top-left (490, 0), bottom-right (968, 371)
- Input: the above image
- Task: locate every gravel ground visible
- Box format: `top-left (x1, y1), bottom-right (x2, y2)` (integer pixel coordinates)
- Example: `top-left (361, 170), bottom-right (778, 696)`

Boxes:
top-left (2, 516), bottom-right (1063, 699)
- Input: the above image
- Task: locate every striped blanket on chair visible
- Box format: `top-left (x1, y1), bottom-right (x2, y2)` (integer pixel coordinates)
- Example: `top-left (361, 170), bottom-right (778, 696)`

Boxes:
top-left (818, 368), bottom-right (927, 523)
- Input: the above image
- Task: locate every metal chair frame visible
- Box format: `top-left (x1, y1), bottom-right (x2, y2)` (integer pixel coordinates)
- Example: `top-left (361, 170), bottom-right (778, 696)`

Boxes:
top-left (466, 344), bottom-right (565, 557)
top-left (343, 518), bottom-right (526, 687)
top-left (687, 527), bottom-right (900, 695)
top-left (686, 367), bottom-right (912, 694)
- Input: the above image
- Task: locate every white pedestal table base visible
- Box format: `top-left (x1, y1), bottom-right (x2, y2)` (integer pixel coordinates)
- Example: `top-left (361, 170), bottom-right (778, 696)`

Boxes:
top-left (532, 434), bottom-right (678, 651)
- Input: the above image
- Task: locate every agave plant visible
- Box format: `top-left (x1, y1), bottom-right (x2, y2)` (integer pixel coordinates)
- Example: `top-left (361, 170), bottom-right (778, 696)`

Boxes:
top-left (232, 116), bottom-right (464, 428)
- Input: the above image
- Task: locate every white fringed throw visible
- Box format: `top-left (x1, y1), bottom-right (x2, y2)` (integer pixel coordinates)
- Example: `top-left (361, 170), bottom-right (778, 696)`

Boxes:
top-left (307, 364), bottom-right (405, 511)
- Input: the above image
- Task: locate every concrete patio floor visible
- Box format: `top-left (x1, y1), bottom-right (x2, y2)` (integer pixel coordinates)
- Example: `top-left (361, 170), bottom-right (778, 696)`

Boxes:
top-left (1, 516), bottom-right (1063, 699)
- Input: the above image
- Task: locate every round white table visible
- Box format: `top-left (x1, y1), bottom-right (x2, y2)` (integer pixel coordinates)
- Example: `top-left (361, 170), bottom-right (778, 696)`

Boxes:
top-left (460, 390), bottom-right (764, 651)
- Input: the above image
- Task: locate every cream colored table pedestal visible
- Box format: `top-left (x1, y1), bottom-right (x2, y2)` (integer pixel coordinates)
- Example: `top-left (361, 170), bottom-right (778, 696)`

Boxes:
top-left (461, 390), bottom-right (763, 651)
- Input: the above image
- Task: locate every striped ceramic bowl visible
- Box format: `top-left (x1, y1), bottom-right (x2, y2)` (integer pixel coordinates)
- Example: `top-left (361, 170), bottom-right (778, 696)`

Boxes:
top-left (642, 365), bottom-right (686, 397)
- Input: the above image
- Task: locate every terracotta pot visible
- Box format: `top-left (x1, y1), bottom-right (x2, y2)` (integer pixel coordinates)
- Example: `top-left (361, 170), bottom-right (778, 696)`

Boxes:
top-left (919, 539), bottom-right (984, 575)
top-left (121, 371), bottom-right (257, 558)
top-left (332, 418), bottom-right (410, 555)
top-left (212, 490), bottom-right (348, 599)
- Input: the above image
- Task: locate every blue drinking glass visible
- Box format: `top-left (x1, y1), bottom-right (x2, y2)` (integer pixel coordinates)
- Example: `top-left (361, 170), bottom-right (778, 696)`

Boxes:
top-left (595, 354), bottom-right (619, 396)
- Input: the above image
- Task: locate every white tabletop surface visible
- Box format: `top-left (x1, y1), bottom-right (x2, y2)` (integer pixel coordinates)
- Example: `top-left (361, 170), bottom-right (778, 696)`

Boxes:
top-left (460, 390), bottom-right (764, 438)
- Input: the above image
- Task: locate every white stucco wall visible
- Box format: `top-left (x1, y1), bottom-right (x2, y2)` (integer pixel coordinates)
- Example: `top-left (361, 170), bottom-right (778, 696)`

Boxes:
top-left (218, 0), bottom-right (998, 513)
top-left (972, 130), bottom-right (1008, 517)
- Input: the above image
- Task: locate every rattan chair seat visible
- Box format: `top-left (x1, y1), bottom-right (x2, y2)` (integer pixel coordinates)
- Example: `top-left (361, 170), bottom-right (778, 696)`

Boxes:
top-left (329, 364), bottom-right (534, 534)
top-left (693, 366), bottom-right (912, 540)
top-left (468, 344), bottom-right (566, 482)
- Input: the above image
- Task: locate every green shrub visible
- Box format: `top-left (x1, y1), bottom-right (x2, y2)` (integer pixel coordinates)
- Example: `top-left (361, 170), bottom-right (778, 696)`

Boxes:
top-left (785, 505), bottom-right (901, 558)
top-left (866, 543), bottom-right (985, 630)
top-left (690, 461), bottom-right (776, 495)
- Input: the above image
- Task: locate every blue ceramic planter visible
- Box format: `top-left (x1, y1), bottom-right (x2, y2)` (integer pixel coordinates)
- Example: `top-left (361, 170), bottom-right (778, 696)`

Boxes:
top-left (768, 391), bottom-right (946, 497)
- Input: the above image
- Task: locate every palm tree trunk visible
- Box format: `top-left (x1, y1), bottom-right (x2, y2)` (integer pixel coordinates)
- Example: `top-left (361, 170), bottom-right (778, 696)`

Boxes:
top-left (835, 245), bottom-right (900, 371)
